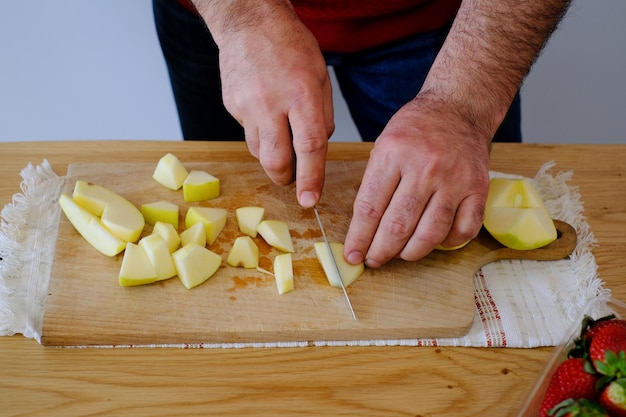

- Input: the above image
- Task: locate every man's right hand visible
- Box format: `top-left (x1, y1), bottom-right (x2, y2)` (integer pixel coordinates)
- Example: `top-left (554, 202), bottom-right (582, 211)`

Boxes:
top-left (192, 0), bottom-right (335, 208)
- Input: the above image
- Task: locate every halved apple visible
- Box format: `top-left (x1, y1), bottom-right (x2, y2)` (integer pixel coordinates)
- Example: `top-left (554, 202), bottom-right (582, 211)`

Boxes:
top-left (257, 220), bottom-right (294, 253)
top-left (180, 221), bottom-right (206, 247)
top-left (183, 170), bottom-right (220, 202)
top-left (151, 221), bottom-right (181, 253)
top-left (235, 206), bottom-right (265, 237)
top-left (119, 242), bottom-right (158, 287)
top-left (59, 193), bottom-right (126, 257)
top-left (314, 242), bottom-right (364, 288)
top-left (273, 253), bottom-right (294, 295)
top-left (72, 180), bottom-right (145, 243)
top-left (185, 206), bottom-right (228, 245)
top-left (138, 234), bottom-right (177, 281)
top-left (152, 153), bottom-right (189, 191)
top-left (141, 200), bottom-right (179, 229)
top-left (172, 243), bottom-right (222, 289)
top-left (226, 236), bottom-right (259, 268)
top-left (483, 178), bottom-right (557, 250)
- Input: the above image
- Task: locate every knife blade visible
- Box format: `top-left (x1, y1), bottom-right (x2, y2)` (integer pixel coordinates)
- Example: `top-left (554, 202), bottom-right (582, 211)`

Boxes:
top-left (313, 206), bottom-right (357, 320)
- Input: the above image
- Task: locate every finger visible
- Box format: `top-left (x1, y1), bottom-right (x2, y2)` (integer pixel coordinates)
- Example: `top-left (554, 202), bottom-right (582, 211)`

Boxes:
top-left (243, 121), bottom-right (260, 160)
top-left (398, 190), bottom-right (456, 261)
top-left (364, 176), bottom-right (427, 268)
top-left (257, 118), bottom-right (296, 186)
top-left (437, 193), bottom-right (485, 248)
top-left (343, 159), bottom-right (401, 266)
top-left (289, 89), bottom-right (332, 208)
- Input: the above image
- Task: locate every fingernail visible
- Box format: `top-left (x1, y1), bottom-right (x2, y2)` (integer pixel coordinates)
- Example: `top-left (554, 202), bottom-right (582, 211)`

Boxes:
top-left (365, 258), bottom-right (382, 269)
top-left (299, 191), bottom-right (317, 208)
top-left (346, 251), bottom-right (364, 265)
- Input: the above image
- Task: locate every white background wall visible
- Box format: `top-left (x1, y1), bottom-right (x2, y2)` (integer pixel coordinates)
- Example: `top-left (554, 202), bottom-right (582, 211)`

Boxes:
top-left (1, 0), bottom-right (624, 144)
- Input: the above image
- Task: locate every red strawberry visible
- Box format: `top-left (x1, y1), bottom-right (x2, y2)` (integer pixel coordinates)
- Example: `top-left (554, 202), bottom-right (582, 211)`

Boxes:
top-left (540, 358), bottom-right (600, 417)
top-left (589, 321), bottom-right (626, 377)
top-left (600, 379), bottom-right (626, 416)
top-left (548, 398), bottom-right (609, 416)
top-left (586, 318), bottom-right (626, 345)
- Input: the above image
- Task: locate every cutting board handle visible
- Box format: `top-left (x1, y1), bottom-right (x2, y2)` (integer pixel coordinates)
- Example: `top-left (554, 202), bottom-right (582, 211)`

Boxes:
top-left (475, 219), bottom-right (577, 266)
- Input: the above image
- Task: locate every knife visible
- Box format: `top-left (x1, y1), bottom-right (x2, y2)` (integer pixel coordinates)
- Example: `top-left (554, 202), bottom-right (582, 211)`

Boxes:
top-left (313, 206), bottom-right (357, 320)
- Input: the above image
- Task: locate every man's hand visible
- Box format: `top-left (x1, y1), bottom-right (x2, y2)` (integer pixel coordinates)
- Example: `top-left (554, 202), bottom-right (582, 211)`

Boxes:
top-left (192, 0), bottom-right (334, 208)
top-left (343, 94), bottom-right (491, 268)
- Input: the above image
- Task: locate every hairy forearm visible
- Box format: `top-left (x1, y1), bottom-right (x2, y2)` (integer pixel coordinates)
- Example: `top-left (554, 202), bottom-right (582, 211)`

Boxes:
top-left (191, 0), bottom-right (297, 45)
top-left (422, 0), bottom-right (571, 139)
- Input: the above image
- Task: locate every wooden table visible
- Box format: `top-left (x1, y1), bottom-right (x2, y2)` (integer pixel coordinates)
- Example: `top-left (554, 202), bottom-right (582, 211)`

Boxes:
top-left (1, 141), bottom-right (624, 416)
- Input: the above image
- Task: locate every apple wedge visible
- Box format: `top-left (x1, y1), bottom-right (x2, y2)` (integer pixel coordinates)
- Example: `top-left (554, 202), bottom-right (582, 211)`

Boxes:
top-left (183, 170), bottom-right (220, 202)
top-left (172, 243), bottom-right (222, 289)
top-left (483, 178), bottom-right (557, 250)
top-left (314, 242), bottom-right (364, 288)
top-left (257, 220), bottom-right (294, 253)
top-left (226, 236), bottom-right (259, 268)
top-left (72, 180), bottom-right (145, 243)
top-left (185, 206), bottom-right (228, 245)
top-left (180, 221), bottom-right (206, 247)
top-left (141, 200), bottom-right (179, 229)
top-left (273, 253), bottom-right (294, 295)
top-left (151, 221), bottom-right (181, 253)
top-left (152, 153), bottom-right (189, 191)
top-left (119, 242), bottom-right (158, 287)
top-left (59, 193), bottom-right (127, 257)
top-left (235, 206), bottom-right (265, 238)
top-left (138, 234), bottom-right (177, 281)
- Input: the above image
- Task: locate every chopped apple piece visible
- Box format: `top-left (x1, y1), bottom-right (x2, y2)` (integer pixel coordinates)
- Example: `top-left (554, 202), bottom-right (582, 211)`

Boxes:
top-left (235, 206), bottom-right (265, 237)
top-left (183, 170), bottom-right (220, 202)
top-left (141, 200), bottom-right (179, 229)
top-left (180, 221), bottom-right (206, 247)
top-left (72, 180), bottom-right (145, 242)
top-left (435, 240), bottom-right (471, 251)
top-left (483, 178), bottom-right (557, 250)
top-left (185, 206), bottom-right (228, 245)
top-left (151, 221), bottom-right (181, 253)
top-left (119, 242), bottom-right (158, 287)
top-left (273, 253), bottom-right (294, 295)
top-left (139, 234), bottom-right (177, 281)
top-left (257, 220), bottom-right (294, 253)
top-left (226, 236), bottom-right (259, 268)
top-left (59, 193), bottom-right (126, 257)
top-left (152, 153), bottom-right (189, 191)
top-left (172, 243), bottom-right (222, 289)
top-left (314, 242), bottom-right (364, 288)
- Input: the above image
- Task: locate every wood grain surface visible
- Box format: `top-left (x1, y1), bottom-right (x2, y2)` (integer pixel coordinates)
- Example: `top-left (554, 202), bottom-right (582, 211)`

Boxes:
top-left (2, 141), bottom-right (625, 417)
top-left (43, 161), bottom-right (575, 346)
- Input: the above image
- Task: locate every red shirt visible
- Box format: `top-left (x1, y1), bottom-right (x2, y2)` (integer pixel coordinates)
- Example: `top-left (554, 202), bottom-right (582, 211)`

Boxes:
top-left (177, 0), bottom-right (461, 52)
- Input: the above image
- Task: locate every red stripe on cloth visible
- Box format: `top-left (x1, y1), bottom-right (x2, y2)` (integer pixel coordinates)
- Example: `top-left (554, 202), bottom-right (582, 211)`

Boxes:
top-left (474, 269), bottom-right (507, 347)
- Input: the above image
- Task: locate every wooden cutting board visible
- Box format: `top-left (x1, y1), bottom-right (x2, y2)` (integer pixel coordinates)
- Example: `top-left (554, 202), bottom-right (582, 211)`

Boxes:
top-left (41, 161), bottom-right (577, 346)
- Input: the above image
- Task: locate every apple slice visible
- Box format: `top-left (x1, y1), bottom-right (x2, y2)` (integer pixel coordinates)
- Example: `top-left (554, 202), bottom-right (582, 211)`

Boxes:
top-left (59, 193), bottom-right (127, 257)
top-left (314, 242), bottom-right (364, 288)
top-left (141, 200), bottom-right (179, 229)
top-left (185, 206), bottom-right (228, 245)
top-left (273, 253), bottom-right (294, 295)
top-left (257, 220), bottom-right (294, 253)
top-left (226, 236), bottom-right (259, 268)
top-left (138, 234), bottom-right (177, 281)
top-left (183, 170), bottom-right (220, 202)
top-left (152, 153), bottom-right (189, 191)
top-left (72, 180), bottom-right (145, 243)
top-left (151, 221), bottom-right (181, 253)
top-left (180, 221), bottom-right (206, 247)
top-left (119, 242), bottom-right (158, 287)
top-left (483, 178), bottom-right (557, 250)
top-left (235, 206), bottom-right (265, 237)
top-left (172, 243), bottom-right (222, 289)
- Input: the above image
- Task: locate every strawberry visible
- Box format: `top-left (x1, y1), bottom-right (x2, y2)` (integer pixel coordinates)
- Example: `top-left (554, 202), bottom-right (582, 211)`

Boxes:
top-left (548, 398), bottom-right (609, 416)
top-left (588, 320), bottom-right (626, 378)
top-left (540, 358), bottom-right (600, 417)
top-left (599, 379), bottom-right (626, 416)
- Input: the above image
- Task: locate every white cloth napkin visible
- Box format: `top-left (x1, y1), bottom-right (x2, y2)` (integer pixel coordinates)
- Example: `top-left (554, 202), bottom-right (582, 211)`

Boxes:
top-left (0, 160), bottom-right (609, 348)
